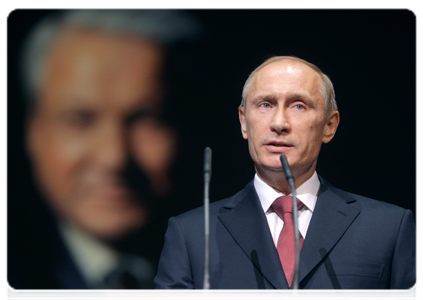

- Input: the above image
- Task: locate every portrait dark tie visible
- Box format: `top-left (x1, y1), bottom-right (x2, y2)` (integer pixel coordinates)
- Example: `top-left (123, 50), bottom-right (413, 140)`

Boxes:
top-left (102, 254), bottom-right (155, 289)
top-left (271, 196), bottom-right (304, 287)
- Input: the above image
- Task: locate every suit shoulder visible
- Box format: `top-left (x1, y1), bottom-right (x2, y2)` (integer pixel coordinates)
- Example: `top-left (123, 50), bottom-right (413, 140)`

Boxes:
top-left (347, 192), bottom-right (410, 213)
top-left (320, 176), bottom-right (411, 214)
top-left (173, 181), bottom-right (255, 223)
top-left (325, 185), bottom-right (415, 241)
top-left (346, 192), bottom-right (415, 228)
top-left (173, 196), bottom-right (231, 223)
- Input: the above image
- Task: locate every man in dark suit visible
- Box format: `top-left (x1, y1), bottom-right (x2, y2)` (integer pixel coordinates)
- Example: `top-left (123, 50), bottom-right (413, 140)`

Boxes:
top-left (154, 56), bottom-right (416, 289)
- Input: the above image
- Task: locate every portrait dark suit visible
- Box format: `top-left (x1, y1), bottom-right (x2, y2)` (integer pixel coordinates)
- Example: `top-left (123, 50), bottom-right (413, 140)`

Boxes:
top-left (8, 197), bottom-right (161, 289)
top-left (8, 198), bottom-right (89, 289)
top-left (154, 177), bottom-right (415, 289)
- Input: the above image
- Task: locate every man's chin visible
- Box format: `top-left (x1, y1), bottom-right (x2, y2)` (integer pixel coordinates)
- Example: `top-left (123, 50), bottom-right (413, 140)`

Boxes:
top-left (82, 216), bottom-right (147, 242)
top-left (72, 202), bottom-right (149, 241)
top-left (254, 165), bottom-right (284, 179)
top-left (257, 159), bottom-right (285, 171)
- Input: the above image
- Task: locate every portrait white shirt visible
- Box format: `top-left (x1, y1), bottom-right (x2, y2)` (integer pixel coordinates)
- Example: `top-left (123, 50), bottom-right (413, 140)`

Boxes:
top-left (59, 220), bottom-right (118, 287)
top-left (254, 171), bottom-right (319, 246)
top-left (60, 220), bottom-right (155, 288)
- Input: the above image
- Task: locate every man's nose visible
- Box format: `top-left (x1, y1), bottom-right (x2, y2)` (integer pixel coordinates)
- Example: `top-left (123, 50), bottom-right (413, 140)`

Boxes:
top-left (95, 123), bottom-right (128, 171)
top-left (270, 106), bottom-right (291, 134)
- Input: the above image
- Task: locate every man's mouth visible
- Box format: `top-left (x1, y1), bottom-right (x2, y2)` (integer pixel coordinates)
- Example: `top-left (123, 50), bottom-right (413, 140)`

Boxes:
top-left (264, 141), bottom-right (293, 152)
top-left (267, 140), bottom-right (293, 147)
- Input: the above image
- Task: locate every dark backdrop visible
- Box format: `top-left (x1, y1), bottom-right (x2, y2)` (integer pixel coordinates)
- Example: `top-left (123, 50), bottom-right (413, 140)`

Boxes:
top-left (8, 9), bottom-right (415, 281)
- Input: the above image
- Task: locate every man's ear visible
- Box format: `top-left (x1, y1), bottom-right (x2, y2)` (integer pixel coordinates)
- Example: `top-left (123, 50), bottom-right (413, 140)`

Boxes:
top-left (239, 106), bottom-right (248, 140)
top-left (322, 111), bottom-right (340, 144)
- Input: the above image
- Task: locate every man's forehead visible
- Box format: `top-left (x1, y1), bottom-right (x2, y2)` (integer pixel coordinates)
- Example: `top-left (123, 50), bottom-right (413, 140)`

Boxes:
top-left (248, 60), bottom-right (322, 98)
top-left (258, 60), bottom-right (320, 81)
top-left (37, 29), bottom-right (165, 116)
top-left (49, 28), bottom-right (164, 64)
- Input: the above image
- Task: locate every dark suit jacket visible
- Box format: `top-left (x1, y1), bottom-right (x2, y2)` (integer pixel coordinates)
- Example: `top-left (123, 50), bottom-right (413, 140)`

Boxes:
top-left (154, 177), bottom-right (415, 289)
top-left (8, 207), bottom-right (158, 289)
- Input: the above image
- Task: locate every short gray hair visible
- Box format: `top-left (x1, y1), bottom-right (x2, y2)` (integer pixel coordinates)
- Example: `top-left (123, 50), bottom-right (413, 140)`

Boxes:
top-left (20, 9), bottom-right (199, 107)
top-left (240, 56), bottom-right (338, 116)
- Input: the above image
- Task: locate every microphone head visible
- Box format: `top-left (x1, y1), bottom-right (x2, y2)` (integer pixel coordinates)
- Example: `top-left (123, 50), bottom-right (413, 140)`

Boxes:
top-left (280, 154), bottom-right (294, 182)
top-left (204, 147), bottom-right (212, 175)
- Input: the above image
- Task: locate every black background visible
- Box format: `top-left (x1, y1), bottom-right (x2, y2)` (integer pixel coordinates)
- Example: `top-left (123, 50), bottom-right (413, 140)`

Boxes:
top-left (8, 9), bottom-right (416, 263)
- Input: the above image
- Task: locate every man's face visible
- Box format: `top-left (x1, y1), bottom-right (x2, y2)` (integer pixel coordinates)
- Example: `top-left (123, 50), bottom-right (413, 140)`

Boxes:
top-left (27, 30), bottom-right (176, 240)
top-left (239, 60), bottom-right (339, 182)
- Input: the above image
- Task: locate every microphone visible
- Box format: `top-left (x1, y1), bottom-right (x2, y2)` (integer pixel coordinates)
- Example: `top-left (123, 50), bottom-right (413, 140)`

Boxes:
top-left (280, 154), bottom-right (294, 186)
top-left (280, 154), bottom-right (300, 290)
top-left (203, 147), bottom-right (212, 289)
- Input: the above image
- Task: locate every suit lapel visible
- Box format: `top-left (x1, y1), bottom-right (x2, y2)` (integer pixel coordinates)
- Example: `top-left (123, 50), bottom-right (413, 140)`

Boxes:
top-left (218, 182), bottom-right (288, 289)
top-left (217, 177), bottom-right (361, 289)
top-left (299, 177), bottom-right (361, 284)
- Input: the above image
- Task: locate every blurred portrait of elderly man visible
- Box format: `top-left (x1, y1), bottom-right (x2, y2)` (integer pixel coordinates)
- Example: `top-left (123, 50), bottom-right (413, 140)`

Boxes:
top-left (8, 9), bottom-right (198, 289)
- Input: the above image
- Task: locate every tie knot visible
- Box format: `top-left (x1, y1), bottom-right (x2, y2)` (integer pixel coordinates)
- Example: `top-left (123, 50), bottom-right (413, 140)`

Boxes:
top-left (271, 196), bottom-right (304, 220)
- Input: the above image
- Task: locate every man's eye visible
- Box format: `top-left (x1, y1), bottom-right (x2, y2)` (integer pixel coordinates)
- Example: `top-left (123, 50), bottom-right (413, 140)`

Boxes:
top-left (259, 103), bottom-right (271, 108)
top-left (294, 104), bottom-right (305, 110)
top-left (126, 109), bottom-right (156, 126)
top-left (63, 111), bottom-right (96, 129)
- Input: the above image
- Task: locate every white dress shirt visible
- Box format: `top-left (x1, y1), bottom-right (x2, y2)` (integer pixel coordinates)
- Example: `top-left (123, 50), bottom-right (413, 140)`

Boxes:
top-left (254, 172), bottom-right (320, 246)
top-left (59, 221), bottom-right (155, 288)
top-left (59, 220), bottom-right (119, 287)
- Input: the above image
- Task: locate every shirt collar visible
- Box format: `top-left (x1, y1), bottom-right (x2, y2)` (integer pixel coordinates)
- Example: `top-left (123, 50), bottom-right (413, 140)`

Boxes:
top-left (254, 171), bottom-right (320, 214)
top-left (59, 220), bottom-right (118, 286)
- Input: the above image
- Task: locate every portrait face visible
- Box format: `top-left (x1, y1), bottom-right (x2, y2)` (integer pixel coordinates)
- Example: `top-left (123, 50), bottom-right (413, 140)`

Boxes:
top-left (26, 29), bottom-right (176, 240)
top-left (239, 60), bottom-right (339, 185)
